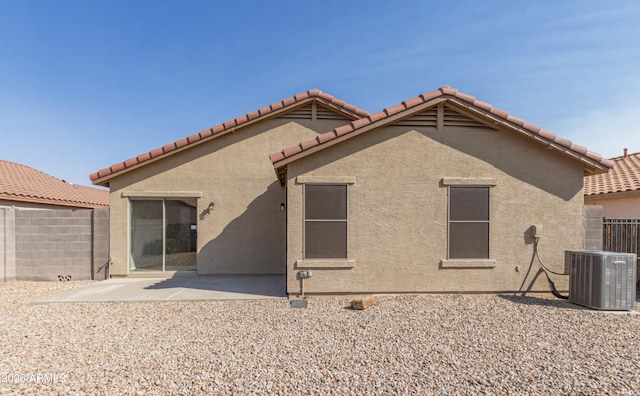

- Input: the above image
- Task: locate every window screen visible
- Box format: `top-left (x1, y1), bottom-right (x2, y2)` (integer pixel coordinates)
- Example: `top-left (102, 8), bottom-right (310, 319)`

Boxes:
top-left (449, 187), bottom-right (490, 259)
top-left (304, 185), bottom-right (348, 259)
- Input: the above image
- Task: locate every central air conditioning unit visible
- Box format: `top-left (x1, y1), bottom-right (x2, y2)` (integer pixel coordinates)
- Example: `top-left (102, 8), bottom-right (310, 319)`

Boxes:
top-left (565, 250), bottom-right (636, 311)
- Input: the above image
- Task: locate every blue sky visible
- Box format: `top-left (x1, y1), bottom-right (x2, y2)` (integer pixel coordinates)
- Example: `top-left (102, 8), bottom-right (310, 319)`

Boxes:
top-left (1, 0), bottom-right (639, 186)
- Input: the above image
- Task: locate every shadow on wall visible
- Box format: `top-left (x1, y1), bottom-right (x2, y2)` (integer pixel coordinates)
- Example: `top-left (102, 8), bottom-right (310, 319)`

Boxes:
top-left (198, 181), bottom-right (287, 275)
top-left (421, 126), bottom-right (583, 201)
top-left (292, 124), bottom-right (584, 202)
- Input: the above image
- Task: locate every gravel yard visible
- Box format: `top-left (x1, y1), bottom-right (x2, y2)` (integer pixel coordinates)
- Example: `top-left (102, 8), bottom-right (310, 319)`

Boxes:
top-left (1, 281), bottom-right (639, 395)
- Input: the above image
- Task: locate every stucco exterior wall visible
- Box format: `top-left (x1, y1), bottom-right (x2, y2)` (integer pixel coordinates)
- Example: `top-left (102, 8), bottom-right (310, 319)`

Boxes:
top-left (285, 123), bottom-right (585, 294)
top-left (585, 194), bottom-right (640, 218)
top-left (107, 117), bottom-right (350, 276)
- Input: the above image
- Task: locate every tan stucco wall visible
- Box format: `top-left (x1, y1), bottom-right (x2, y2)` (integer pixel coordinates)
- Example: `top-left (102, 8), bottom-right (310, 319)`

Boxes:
top-left (107, 117), bottom-right (350, 276)
top-left (585, 194), bottom-right (640, 218)
top-left (285, 123), bottom-right (585, 294)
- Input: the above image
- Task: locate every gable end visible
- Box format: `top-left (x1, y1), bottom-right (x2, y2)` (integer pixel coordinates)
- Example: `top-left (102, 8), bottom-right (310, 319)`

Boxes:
top-left (277, 101), bottom-right (356, 122)
top-left (443, 105), bottom-right (490, 128)
top-left (391, 103), bottom-right (495, 130)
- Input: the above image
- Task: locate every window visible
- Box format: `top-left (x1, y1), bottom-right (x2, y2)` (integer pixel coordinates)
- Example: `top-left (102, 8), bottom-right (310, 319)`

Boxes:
top-left (448, 186), bottom-right (489, 259)
top-left (304, 184), bottom-right (348, 259)
top-left (130, 199), bottom-right (197, 271)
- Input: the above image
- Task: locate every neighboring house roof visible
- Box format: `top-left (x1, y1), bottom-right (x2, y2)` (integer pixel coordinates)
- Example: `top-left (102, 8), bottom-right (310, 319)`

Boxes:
top-left (584, 151), bottom-right (640, 196)
top-left (90, 89), bottom-right (369, 186)
top-left (0, 160), bottom-right (109, 208)
top-left (271, 86), bottom-right (613, 184)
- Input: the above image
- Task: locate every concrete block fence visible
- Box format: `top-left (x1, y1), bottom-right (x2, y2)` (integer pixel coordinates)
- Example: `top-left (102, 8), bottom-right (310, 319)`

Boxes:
top-left (0, 207), bottom-right (109, 282)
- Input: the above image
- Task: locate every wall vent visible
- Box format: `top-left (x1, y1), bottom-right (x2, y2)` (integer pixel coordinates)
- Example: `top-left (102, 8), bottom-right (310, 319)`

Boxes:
top-left (316, 103), bottom-right (350, 120)
top-left (394, 107), bottom-right (437, 128)
top-left (278, 103), bottom-right (313, 120)
top-left (393, 105), bottom-right (493, 129)
top-left (443, 106), bottom-right (487, 128)
top-left (565, 250), bottom-right (636, 310)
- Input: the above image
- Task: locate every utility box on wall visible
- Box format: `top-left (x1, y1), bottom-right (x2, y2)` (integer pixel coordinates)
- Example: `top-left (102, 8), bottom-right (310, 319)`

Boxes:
top-left (565, 250), bottom-right (636, 311)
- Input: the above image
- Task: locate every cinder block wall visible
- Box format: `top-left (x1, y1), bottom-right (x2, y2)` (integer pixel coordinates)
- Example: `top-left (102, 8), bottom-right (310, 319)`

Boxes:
top-left (92, 208), bottom-right (110, 280)
top-left (9, 208), bottom-right (109, 281)
top-left (0, 208), bottom-right (16, 282)
top-left (583, 205), bottom-right (603, 250)
top-left (0, 208), bottom-right (4, 282)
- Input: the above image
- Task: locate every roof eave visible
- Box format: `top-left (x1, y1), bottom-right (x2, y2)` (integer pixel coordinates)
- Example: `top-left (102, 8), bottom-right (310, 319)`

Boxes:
top-left (0, 194), bottom-right (108, 209)
top-left (273, 95), bottom-right (611, 184)
top-left (443, 99), bottom-right (612, 174)
top-left (91, 95), bottom-right (368, 186)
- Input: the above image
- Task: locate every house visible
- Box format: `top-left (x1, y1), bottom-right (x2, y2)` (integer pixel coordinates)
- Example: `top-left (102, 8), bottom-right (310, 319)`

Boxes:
top-left (0, 161), bottom-right (110, 282)
top-left (0, 160), bottom-right (109, 209)
top-left (91, 87), bottom-right (611, 295)
top-left (584, 149), bottom-right (640, 218)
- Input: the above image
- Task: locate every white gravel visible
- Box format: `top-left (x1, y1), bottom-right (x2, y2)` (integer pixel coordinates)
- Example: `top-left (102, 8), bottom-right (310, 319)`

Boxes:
top-left (1, 281), bottom-right (639, 395)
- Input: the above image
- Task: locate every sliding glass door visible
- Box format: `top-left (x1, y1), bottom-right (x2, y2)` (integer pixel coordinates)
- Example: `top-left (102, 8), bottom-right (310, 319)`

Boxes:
top-left (130, 199), bottom-right (197, 272)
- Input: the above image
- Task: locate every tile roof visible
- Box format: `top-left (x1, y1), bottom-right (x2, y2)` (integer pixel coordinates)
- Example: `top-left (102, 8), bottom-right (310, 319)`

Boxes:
top-left (271, 86), bottom-right (614, 179)
top-left (584, 151), bottom-right (640, 196)
top-left (0, 160), bottom-right (109, 208)
top-left (90, 89), bottom-right (369, 186)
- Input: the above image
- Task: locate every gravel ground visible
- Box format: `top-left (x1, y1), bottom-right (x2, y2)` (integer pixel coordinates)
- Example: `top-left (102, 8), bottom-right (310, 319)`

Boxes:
top-left (0, 281), bottom-right (639, 395)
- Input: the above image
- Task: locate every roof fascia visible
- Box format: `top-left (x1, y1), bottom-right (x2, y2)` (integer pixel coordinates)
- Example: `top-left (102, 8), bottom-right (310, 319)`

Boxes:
top-left (273, 96), bottom-right (610, 183)
top-left (92, 96), bottom-right (363, 187)
top-left (0, 194), bottom-right (104, 209)
top-left (584, 189), bottom-right (640, 199)
top-left (443, 99), bottom-right (610, 174)
top-left (272, 97), bottom-right (449, 170)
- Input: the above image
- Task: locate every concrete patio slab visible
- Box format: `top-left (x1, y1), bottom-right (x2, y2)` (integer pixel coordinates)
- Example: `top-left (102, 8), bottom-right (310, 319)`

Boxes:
top-left (35, 275), bottom-right (286, 303)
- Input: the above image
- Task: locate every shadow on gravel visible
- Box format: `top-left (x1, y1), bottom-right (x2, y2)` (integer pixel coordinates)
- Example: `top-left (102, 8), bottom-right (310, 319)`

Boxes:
top-left (498, 294), bottom-right (576, 309)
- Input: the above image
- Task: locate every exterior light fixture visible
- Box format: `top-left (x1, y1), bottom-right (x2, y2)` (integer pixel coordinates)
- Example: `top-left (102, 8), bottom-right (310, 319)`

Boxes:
top-left (280, 203), bottom-right (285, 211)
top-left (208, 202), bottom-right (215, 211)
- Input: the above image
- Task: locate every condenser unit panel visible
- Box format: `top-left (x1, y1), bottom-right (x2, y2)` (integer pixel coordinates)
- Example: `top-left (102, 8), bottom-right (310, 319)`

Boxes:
top-left (565, 250), bottom-right (636, 311)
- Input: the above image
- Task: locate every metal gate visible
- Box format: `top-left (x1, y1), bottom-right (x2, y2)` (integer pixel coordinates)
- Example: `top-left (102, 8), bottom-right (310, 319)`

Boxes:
top-left (603, 218), bottom-right (640, 291)
top-left (603, 218), bottom-right (640, 257)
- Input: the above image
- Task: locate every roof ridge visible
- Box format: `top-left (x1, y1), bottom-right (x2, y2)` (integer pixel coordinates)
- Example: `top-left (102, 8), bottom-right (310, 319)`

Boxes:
top-left (610, 151), bottom-right (640, 161)
top-left (91, 89), bottom-right (368, 184)
top-left (270, 86), bottom-right (613, 172)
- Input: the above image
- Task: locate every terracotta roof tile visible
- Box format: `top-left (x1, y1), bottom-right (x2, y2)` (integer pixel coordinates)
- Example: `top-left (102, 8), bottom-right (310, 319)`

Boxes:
top-left (334, 124), bottom-right (353, 137)
top-left (585, 151), bottom-right (640, 196)
top-left (271, 86), bottom-right (614, 176)
top-left (91, 89), bottom-right (369, 185)
top-left (367, 112), bottom-right (386, 122)
top-left (384, 104), bottom-right (405, 116)
top-left (473, 99), bottom-right (493, 112)
top-left (175, 138), bottom-right (189, 149)
top-left (0, 160), bottom-right (109, 208)
top-left (269, 152), bottom-right (285, 163)
top-left (490, 107), bottom-right (509, 119)
top-left (300, 137), bottom-right (319, 150)
top-left (455, 92), bottom-right (476, 103)
top-left (124, 158), bottom-right (138, 167)
top-left (283, 145), bottom-right (302, 158)
top-left (522, 122), bottom-right (541, 133)
top-left (439, 86), bottom-right (458, 95)
top-left (420, 91), bottom-right (441, 101)
top-left (317, 131), bottom-right (336, 144)
top-left (506, 114), bottom-right (525, 127)
top-left (403, 97), bottom-right (423, 108)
